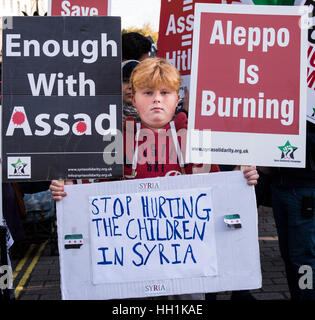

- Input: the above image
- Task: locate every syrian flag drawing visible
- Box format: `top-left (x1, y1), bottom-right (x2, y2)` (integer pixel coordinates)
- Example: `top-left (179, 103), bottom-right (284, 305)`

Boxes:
top-left (64, 234), bottom-right (83, 249)
top-left (224, 214), bottom-right (242, 229)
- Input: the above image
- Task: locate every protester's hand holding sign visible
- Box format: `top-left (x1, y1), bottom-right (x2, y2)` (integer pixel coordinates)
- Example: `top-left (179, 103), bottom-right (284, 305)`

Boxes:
top-left (235, 165), bottom-right (259, 186)
top-left (50, 180), bottom-right (73, 201)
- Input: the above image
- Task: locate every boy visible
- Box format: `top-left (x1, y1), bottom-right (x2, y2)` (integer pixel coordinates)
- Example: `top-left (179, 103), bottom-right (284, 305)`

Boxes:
top-left (123, 57), bottom-right (221, 179)
top-left (50, 58), bottom-right (259, 298)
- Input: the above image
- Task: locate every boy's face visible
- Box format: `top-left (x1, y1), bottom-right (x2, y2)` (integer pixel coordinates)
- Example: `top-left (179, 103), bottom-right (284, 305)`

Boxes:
top-left (132, 87), bottom-right (180, 130)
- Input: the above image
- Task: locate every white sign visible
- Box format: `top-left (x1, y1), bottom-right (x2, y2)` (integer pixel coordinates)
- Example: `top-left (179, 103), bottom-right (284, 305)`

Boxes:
top-left (57, 171), bottom-right (261, 300)
top-left (89, 187), bottom-right (217, 285)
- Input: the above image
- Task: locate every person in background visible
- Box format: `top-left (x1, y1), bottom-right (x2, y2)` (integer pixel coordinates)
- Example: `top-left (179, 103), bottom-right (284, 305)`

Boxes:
top-left (261, 121), bottom-right (315, 300)
top-left (122, 60), bottom-right (140, 122)
top-left (122, 32), bottom-right (152, 62)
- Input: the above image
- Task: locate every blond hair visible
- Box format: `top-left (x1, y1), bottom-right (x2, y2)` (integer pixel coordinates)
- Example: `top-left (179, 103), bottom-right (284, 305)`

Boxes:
top-left (130, 57), bottom-right (182, 94)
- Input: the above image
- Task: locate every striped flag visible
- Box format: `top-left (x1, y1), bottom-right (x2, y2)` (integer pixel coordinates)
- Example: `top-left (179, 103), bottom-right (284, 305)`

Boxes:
top-left (64, 234), bottom-right (83, 249)
top-left (224, 214), bottom-right (242, 228)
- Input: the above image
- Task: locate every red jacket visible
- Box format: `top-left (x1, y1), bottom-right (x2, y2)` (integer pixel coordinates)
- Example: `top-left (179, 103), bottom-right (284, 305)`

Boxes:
top-left (124, 112), bottom-right (219, 179)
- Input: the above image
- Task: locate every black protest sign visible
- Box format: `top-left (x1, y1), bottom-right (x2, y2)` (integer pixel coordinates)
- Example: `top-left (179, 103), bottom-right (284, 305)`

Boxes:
top-left (2, 16), bottom-right (123, 181)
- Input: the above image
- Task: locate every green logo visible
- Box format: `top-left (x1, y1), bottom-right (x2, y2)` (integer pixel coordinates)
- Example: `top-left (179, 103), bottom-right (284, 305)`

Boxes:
top-left (278, 141), bottom-right (297, 160)
top-left (11, 158), bottom-right (27, 174)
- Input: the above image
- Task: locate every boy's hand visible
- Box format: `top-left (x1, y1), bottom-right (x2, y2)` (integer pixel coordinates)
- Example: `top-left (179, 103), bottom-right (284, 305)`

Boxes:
top-left (239, 166), bottom-right (259, 186)
top-left (49, 180), bottom-right (73, 201)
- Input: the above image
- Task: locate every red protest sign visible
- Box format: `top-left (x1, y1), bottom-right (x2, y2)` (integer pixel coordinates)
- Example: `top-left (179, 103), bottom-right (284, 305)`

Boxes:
top-left (49, 0), bottom-right (110, 16)
top-left (194, 11), bottom-right (301, 135)
top-left (187, 4), bottom-right (307, 167)
top-left (158, 0), bottom-right (221, 76)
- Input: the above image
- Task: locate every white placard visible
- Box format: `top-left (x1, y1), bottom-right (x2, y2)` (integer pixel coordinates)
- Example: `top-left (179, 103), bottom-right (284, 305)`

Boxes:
top-left (57, 171), bottom-right (261, 300)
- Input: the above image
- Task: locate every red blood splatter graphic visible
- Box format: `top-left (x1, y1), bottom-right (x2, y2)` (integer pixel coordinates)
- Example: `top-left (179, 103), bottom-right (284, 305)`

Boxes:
top-left (12, 111), bottom-right (25, 125)
top-left (76, 121), bottom-right (87, 133)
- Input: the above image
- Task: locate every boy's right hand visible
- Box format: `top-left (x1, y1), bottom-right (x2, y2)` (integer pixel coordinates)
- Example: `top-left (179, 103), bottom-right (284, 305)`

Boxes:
top-left (49, 180), bottom-right (73, 201)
